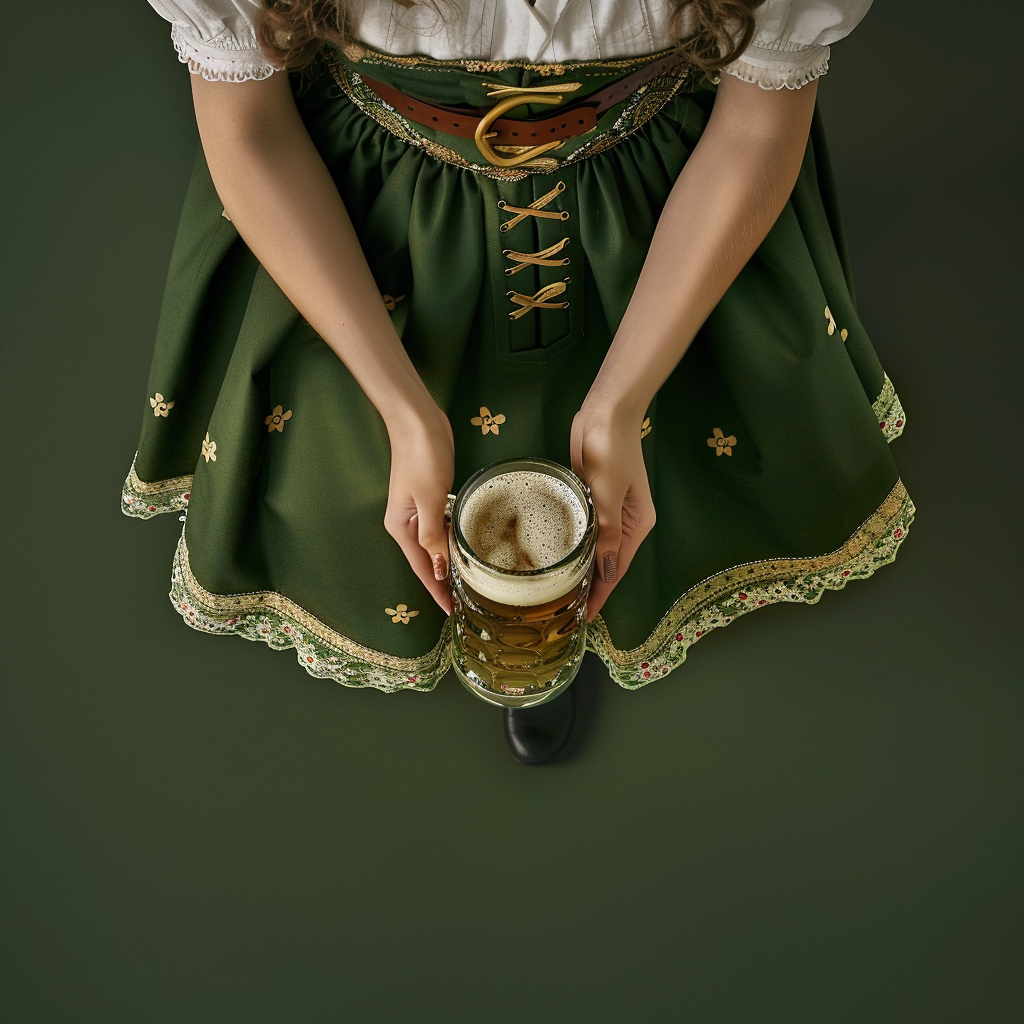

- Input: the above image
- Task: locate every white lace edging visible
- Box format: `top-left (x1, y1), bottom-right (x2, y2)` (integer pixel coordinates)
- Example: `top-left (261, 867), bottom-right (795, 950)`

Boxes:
top-left (872, 374), bottom-right (907, 444)
top-left (122, 452), bottom-right (193, 520)
top-left (715, 44), bottom-right (830, 91)
top-left (163, 479), bottom-right (913, 693)
top-left (587, 480), bottom-right (915, 688)
top-left (170, 24), bottom-right (277, 83)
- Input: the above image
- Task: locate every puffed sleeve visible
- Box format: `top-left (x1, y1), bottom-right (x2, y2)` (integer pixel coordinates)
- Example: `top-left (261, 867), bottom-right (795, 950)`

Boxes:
top-left (147, 0), bottom-right (277, 82)
top-left (720, 0), bottom-right (873, 90)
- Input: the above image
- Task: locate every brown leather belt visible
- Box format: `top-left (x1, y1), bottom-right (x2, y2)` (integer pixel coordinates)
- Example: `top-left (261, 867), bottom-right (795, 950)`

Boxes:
top-left (360, 52), bottom-right (686, 148)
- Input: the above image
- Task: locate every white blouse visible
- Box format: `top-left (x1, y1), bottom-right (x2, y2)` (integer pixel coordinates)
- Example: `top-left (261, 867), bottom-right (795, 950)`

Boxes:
top-left (146, 0), bottom-right (873, 90)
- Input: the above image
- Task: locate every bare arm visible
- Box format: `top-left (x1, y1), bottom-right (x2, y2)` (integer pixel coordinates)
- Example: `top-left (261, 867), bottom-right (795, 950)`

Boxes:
top-left (573, 74), bottom-right (820, 618)
top-left (190, 72), bottom-right (454, 612)
top-left (589, 74), bottom-right (818, 414)
top-left (190, 73), bottom-right (437, 434)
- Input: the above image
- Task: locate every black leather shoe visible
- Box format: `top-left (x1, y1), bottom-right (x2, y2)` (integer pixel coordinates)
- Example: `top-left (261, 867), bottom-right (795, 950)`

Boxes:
top-left (503, 684), bottom-right (576, 765)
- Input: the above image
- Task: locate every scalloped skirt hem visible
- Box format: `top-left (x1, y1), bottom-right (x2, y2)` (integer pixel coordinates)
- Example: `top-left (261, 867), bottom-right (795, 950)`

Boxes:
top-left (160, 478), bottom-right (914, 693)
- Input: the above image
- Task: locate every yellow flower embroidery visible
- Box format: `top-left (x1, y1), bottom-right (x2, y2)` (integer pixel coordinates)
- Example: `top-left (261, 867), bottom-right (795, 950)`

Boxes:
top-left (149, 393), bottom-right (174, 417)
top-left (640, 416), bottom-right (652, 439)
top-left (382, 293), bottom-right (406, 311)
top-left (471, 407), bottom-right (506, 435)
top-left (707, 427), bottom-right (737, 457)
top-left (824, 304), bottom-right (849, 342)
top-left (824, 304), bottom-right (836, 335)
top-left (201, 432), bottom-right (217, 463)
top-left (385, 604), bottom-right (419, 625)
top-left (265, 405), bottom-right (293, 433)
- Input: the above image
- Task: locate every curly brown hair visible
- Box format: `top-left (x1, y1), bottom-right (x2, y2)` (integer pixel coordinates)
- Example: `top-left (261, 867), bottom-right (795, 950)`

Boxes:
top-left (255, 0), bottom-right (765, 75)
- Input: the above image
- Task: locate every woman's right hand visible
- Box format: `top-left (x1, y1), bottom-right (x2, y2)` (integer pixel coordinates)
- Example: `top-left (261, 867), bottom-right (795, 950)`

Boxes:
top-left (383, 402), bottom-right (456, 616)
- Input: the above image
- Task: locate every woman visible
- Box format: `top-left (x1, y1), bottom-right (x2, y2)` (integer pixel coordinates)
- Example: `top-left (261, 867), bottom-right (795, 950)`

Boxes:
top-left (125, 0), bottom-right (912, 762)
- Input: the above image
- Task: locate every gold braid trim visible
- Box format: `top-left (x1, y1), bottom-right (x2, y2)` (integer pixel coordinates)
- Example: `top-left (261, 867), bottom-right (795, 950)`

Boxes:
top-left (170, 534), bottom-right (452, 693)
top-left (586, 480), bottom-right (915, 687)
top-left (341, 42), bottom-right (683, 77)
top-left (163, 482), bottom-right (914, 693)
top-left (324, 49), bottom-right (694, 180)
top-left (121, 453), bottom-right (193, 520)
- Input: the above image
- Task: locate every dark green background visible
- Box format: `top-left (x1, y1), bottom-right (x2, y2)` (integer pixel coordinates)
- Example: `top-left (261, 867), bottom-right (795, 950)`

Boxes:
top-left (3, 2), bottom-right (1021, 1020)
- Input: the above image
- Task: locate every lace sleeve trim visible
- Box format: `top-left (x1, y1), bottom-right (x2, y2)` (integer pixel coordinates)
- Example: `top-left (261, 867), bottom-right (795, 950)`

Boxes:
top-left (170, 23), bottom-right (277, 83)
top-left (716, 42), bottom-right (830, 91)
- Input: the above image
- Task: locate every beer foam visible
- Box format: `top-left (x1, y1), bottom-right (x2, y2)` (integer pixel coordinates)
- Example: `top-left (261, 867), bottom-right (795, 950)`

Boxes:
top-left (455, 471), bottom-right (589, 606)
top-left (460, 472), bottom-right (586, 571)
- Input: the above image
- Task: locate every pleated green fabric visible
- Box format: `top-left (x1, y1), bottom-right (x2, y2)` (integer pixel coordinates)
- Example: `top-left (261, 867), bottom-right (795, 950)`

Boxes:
top-left (123, 43), bottom-right (913, 691)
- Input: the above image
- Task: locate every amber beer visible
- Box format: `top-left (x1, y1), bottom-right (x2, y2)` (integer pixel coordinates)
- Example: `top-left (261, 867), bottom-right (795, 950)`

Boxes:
top-left (448, 459), bottom-right (597, 708)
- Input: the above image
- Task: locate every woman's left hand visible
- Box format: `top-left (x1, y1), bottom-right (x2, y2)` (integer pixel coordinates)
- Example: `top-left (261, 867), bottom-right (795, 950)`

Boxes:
top-left (570, 398), bottom-right (656, 621)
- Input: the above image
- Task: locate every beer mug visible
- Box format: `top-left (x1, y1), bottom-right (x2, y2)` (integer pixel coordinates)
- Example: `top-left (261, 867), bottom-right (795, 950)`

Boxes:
top-left (447, 458), bottom-right (597, 708)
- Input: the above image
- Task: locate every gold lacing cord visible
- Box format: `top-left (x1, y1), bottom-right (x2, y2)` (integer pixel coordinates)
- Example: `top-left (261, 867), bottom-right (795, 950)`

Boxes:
top-left (499, 181), bottom-right (571, 318)
top-left (498, 181), bottom-right (568, 232)
top-left (503, 237), bottom-right (570, 276)
top-left (506, 278), bottom-right (571, 320)
top-left (481, 81), bottom-right (583, 98)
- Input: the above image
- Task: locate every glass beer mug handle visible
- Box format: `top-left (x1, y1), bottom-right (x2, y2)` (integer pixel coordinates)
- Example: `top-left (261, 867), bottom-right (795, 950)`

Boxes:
top-left (444, 493), bottom-right (457, 526)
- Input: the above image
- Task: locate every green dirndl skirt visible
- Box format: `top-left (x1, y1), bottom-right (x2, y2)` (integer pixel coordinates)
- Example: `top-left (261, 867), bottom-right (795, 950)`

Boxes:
top-left (122, 41), bottom-right (914, 692)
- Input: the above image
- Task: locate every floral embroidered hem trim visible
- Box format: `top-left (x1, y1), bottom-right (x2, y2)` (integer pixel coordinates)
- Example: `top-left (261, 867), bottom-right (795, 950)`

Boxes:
top-left (587, 480), bottom-right (914, 686)
top-left (872, 374), bottom-right (907, 442)
top-left (170, 535), bottom-right (449, 694)
top-left (165, 479), bottom-right (913, 693)
top-left (121, 454), bottom-right (193, 520)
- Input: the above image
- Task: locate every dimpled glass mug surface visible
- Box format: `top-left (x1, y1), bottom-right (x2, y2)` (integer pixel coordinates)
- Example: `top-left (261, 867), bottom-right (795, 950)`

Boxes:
top-left (448, 458), bottom-right (598, 708)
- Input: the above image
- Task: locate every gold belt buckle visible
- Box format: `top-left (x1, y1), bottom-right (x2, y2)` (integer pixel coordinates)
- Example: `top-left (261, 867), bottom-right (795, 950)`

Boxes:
top-left (474, 92), bottom-right (566, 169)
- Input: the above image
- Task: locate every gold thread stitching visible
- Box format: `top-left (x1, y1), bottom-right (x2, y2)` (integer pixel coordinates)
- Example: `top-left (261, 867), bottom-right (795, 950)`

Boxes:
top-left (342, 42), bottom-right (682, 76)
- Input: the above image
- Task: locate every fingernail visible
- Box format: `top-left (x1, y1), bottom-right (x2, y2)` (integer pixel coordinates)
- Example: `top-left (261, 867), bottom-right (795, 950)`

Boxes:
top-left (602, 553), bottom-right (616, 583)
top-left (433, 554), bottom-right (449, 581)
